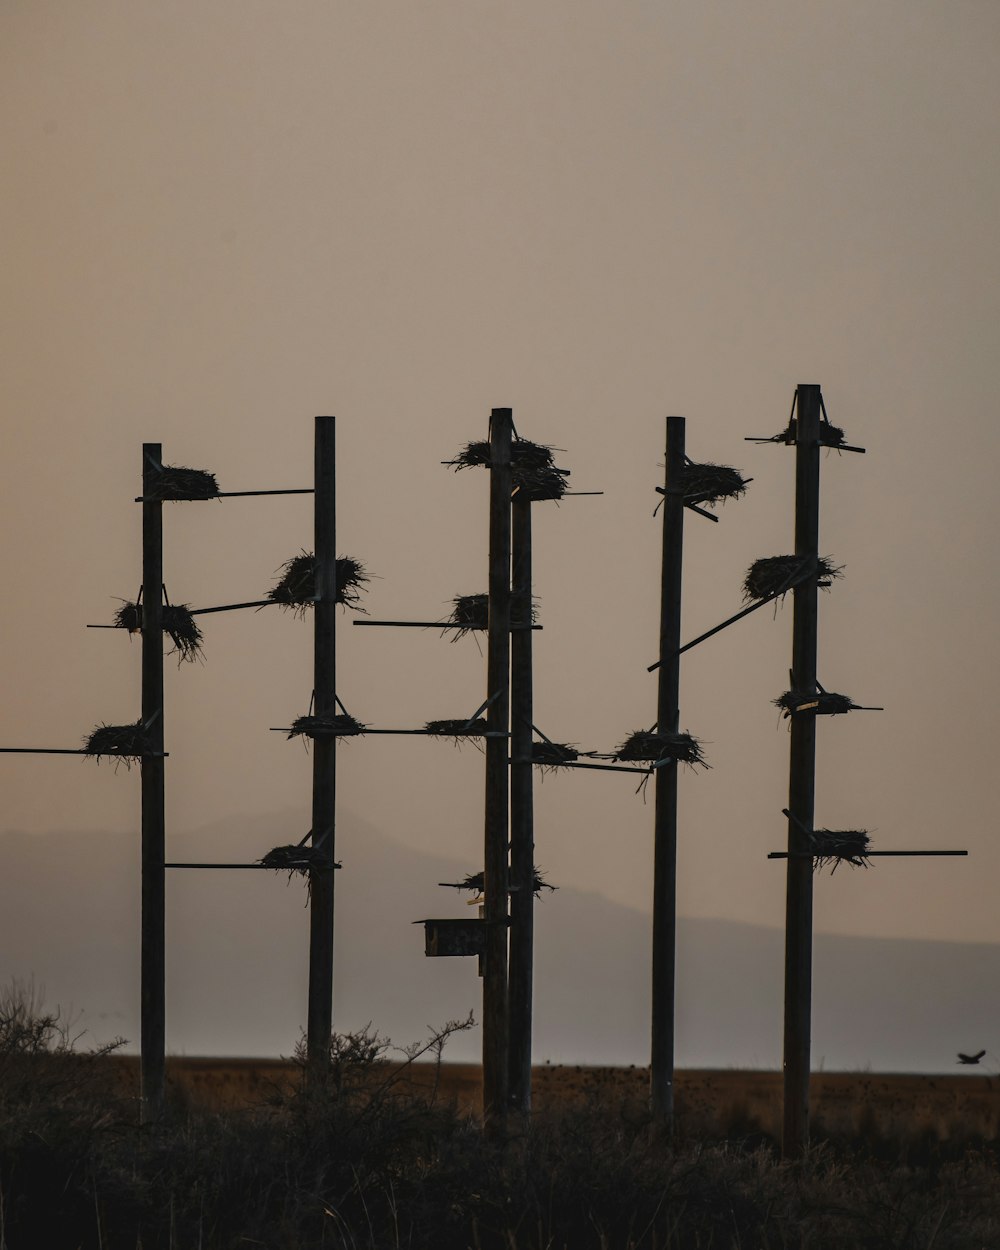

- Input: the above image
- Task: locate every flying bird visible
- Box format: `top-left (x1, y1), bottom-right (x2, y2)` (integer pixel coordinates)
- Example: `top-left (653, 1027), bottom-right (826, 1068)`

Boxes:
top-left (957, 1050), bottom-right (986, 1065)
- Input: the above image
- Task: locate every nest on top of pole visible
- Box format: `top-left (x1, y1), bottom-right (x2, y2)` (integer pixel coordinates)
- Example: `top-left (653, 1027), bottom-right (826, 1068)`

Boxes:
top-left (113, 601), bottom-right (204, 663)
top-left (809, 828), bottom-right (872, 873)
top-left (742, 555), bottom-right (842, 603)
top-left (444, 868), bottom-right (556, 897)
top-left (613, 730), bottom-right (707, 769)
top-left (287, 714), bottom-right (366, 740)
top-left (774, 691), bottom-right (861, 718)
top-left (446, 437), bottom-right (570, 501)
top-left (265, 553), bottom-right (368, 616)
top-left (680, 461), bottom-right (750, 507)
top-left (145, 465), bottom-right (220, 500)
top-left (446, 593), bottom-right (538, 638)
top-left (83, 720), bottom-right (154, 767)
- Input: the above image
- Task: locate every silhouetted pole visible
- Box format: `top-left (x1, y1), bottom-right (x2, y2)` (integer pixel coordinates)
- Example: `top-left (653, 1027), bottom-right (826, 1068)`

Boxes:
top-left (651, 417), bottom-right (684, 1130)
top-left (782, 385), bottom-right (821, 1158)
top-left (140, 443), bottom-right (166, 1118)
top-left (508, 492), bottom-right (533, 1115)
top-left (483, 408), bottom-right (512, 1133)
top-left (307, 415), bottom-right (337, 1075)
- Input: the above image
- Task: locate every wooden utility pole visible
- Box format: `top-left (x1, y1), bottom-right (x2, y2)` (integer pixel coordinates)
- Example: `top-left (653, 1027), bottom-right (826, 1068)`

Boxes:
top-left (140, 443), bottom-right (166, 1118)
top-left (782, 385), bottom-right (822, 1157)
top-left (508, 491), bottom-right (533, 1115)
top-left (650, 417), bottom-right (685, 1130)
top-left (483, 408), bottom-right (512, 1132)
top-left (307, 415), bottom-right (337, 1074)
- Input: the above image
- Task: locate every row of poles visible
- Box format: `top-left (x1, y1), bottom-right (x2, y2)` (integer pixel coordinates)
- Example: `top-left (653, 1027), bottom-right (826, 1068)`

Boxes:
top-left (4, 393), bottom-right (965, 1156)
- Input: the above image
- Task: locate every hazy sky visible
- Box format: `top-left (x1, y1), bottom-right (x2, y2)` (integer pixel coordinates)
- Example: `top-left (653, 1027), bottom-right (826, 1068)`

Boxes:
top-left (3, 2), bottom-right (1000, 1058)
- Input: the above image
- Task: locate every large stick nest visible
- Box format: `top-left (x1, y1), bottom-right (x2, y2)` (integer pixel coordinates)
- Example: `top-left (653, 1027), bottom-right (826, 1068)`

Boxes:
top-left (446, 438), bottom-right (570, 501)
top-left (447, 593), bottom-right (538, 636)
top-left (287, 714), bottom-right (366, 739)
top-left (809, 828), bottom-right (872, 873)
top-left (265, 553), bottom-right (368, 614)
top-left (424, 718), bottom-right (489, 740)
top-left (447, 868), bottom-right (556, 898)
top-left (774, 691), bottom-right (859, 718)
top-left (83, 720), bottom-right (154, 767)
top-left (531, 741), bottom-right (579, 767)
top-left (260, 844), bottom-right (340, 878)
top-left (681, 462), bottom-right (750, 507)
top-left (614, 730), bottom-right (707, 767)
top-left (146, 465), bottom-right (220, 500)
top-left (743, 555), bottom-right (843, 603)
top-left (755, 420), bottom-right (848, 449)
top-left (113, 602), bottom-right (204, 663)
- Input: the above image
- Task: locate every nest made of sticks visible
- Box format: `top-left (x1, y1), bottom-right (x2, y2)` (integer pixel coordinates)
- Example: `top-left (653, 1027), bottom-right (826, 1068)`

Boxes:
top-left (809, 828), bottom-right (872, 873)
top-left (743, 555), bottom-right (842, 603)
top-left (287, 714), bottom-right (366, 739)
top-left (446, 438), bottom-right (570, 501)
top-left (531, 741), bottom-right (579, 767)
top-left (113, 602), bottom-right (204, 663)
top-left (424, 718), bottom-right (489, 740)
top-left (265, 553), bottom-right (368, 614)
top-left (260, 844), bottom-right (340, 877)
top-left (774, 691), bottom-right (859, 718)
top-left (146, 465), bottom-right (220, 500)
top-left (447, 593), bottom-right (538, 636)
top-left (83, 720), bottom-right (154, 766)
top-left (681, 462), bottom-right (750, 507)
top-left (447, 868), bottom-right (556, 898)
top-left (614, 730), bottom-right (706, 767)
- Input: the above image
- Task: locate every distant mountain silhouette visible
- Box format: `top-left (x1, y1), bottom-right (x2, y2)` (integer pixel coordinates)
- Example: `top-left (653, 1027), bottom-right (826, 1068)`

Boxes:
top-left (1, 813), bottom-right (996, 1072)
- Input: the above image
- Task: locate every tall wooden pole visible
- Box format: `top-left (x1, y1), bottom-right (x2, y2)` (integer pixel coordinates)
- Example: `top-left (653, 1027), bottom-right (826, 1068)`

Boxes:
top-left (782, 385), bottom-right (822, 1157)
top-left (140, 443), bottom-right (166, 1118)
top-left (308, 415), bottom-right (337, 1074)
top-left (483, 407), bottom-right (512, 1133)
top-left (650, 417), bottom-right (684, 1130)
top-left (508, 493), bottom-right (533, 1115)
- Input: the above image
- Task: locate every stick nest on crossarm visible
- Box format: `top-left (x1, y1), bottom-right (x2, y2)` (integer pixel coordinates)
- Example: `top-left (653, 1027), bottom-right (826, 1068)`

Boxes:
top-left (265, 553), bottom-right (368, 615)
top-left (424, 718), bottom-right (489, 741)
top-left (83, 721), bottom-right (154, 767)
top-left (113, 601), bottom-right (204, 663)
top-left (774, 691), bottom-right (859, 718)
top-left (531, 742), bottom-right (579, 768)
top-left (680, 462), bottom-right (749, 507)
top-left (809, 828), bottom-right (872, 873)
top-left (614, 730), bottom-right (707, 768)
top-left (445, 868), bottom-right (556, 897)
top-left (446, 438), bottom-right (570, 501)
top-left (743, 555), bottom-right (843, 603)
top-left (146, 465), bottom-right (220, 500)
top-left (447, 593), bottom-right (538, 637)
top-left (260, 844), bottom-right (340, 879)
top-left (287, 714), bottom-right (366, 739)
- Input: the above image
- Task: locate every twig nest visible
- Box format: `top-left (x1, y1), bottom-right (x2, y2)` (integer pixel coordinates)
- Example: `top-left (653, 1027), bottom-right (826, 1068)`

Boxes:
top-left (146, 465), bottom-right (220, 500)
top-left (266, 553), bottom-right (368, 614)
top-left (113, 602), bottom-right (204, 663)
top-left (681, 462), bottom-right (749, 507)
top-left (446, 438), bottom-right (570, 501)
top-left (809, 829), bottom-right (871, 872)
top-left (448, 868), bottom-right (556, 897)
top-left (755, 421), bottom-right (848, 448)
top-left (774, 691), bottom-right (859, 718)
top-left (743, 555), bottom-right (842, 603)
top-left (83, 721), bottom-right (154, 766)
top-left (531, 742), bottom-right (579, 766)
top-left (287, 714), bottom-right (366, 739)
top-left (424, 718), bottom-right (489, 738)
top-left (614, 730), bottom-right (706, 767)
top-left (448, 593), bottom-right (537, 635)
top-left (260, 844), bottom-right (340, 877)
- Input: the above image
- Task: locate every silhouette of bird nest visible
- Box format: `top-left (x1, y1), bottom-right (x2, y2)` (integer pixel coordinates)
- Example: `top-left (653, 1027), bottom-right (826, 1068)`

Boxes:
top-left (424, 718), bottom-right (489, 741)
top-left (681, 462), bottom-right (750, 507)
top-left (113, 601), bottom-right (204, 663)
top-left (531, 741), bottom-right (579, 768)
top-left (446, 438), bottom-right (570, 501)
top-left (287, 714), bottom-right (366, 739)
top-left (146, 465), bottom-right (220, 500)
top-left (446, 593), bottom-right (538, 637)
top-left (83, 720), bottom-right (154, 767)
top-left (754, 420), bottom-right (848, 449)
top-left (614, 730), bottom-right (706, 768)
top-left (774, 691), bottom-right (860, 718)
top-left (445, 868), bottom-right (556, 897)
top-left (743, 555), bottom-right (842, 603)
top-left (265, 553), bottom-right (368, 615)
top-left (809, 828), bottom-right (871, 873)
top-left (260, 843), bottom-right (340, 878)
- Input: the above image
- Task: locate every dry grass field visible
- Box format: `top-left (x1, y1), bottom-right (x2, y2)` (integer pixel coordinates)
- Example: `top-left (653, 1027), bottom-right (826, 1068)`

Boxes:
top-left (110, 1056), bottom-right (1000, 1143)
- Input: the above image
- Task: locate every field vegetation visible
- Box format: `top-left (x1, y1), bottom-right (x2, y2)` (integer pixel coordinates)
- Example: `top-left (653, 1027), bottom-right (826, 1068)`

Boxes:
top-left (1, 986), bottom-right (998, 1249)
